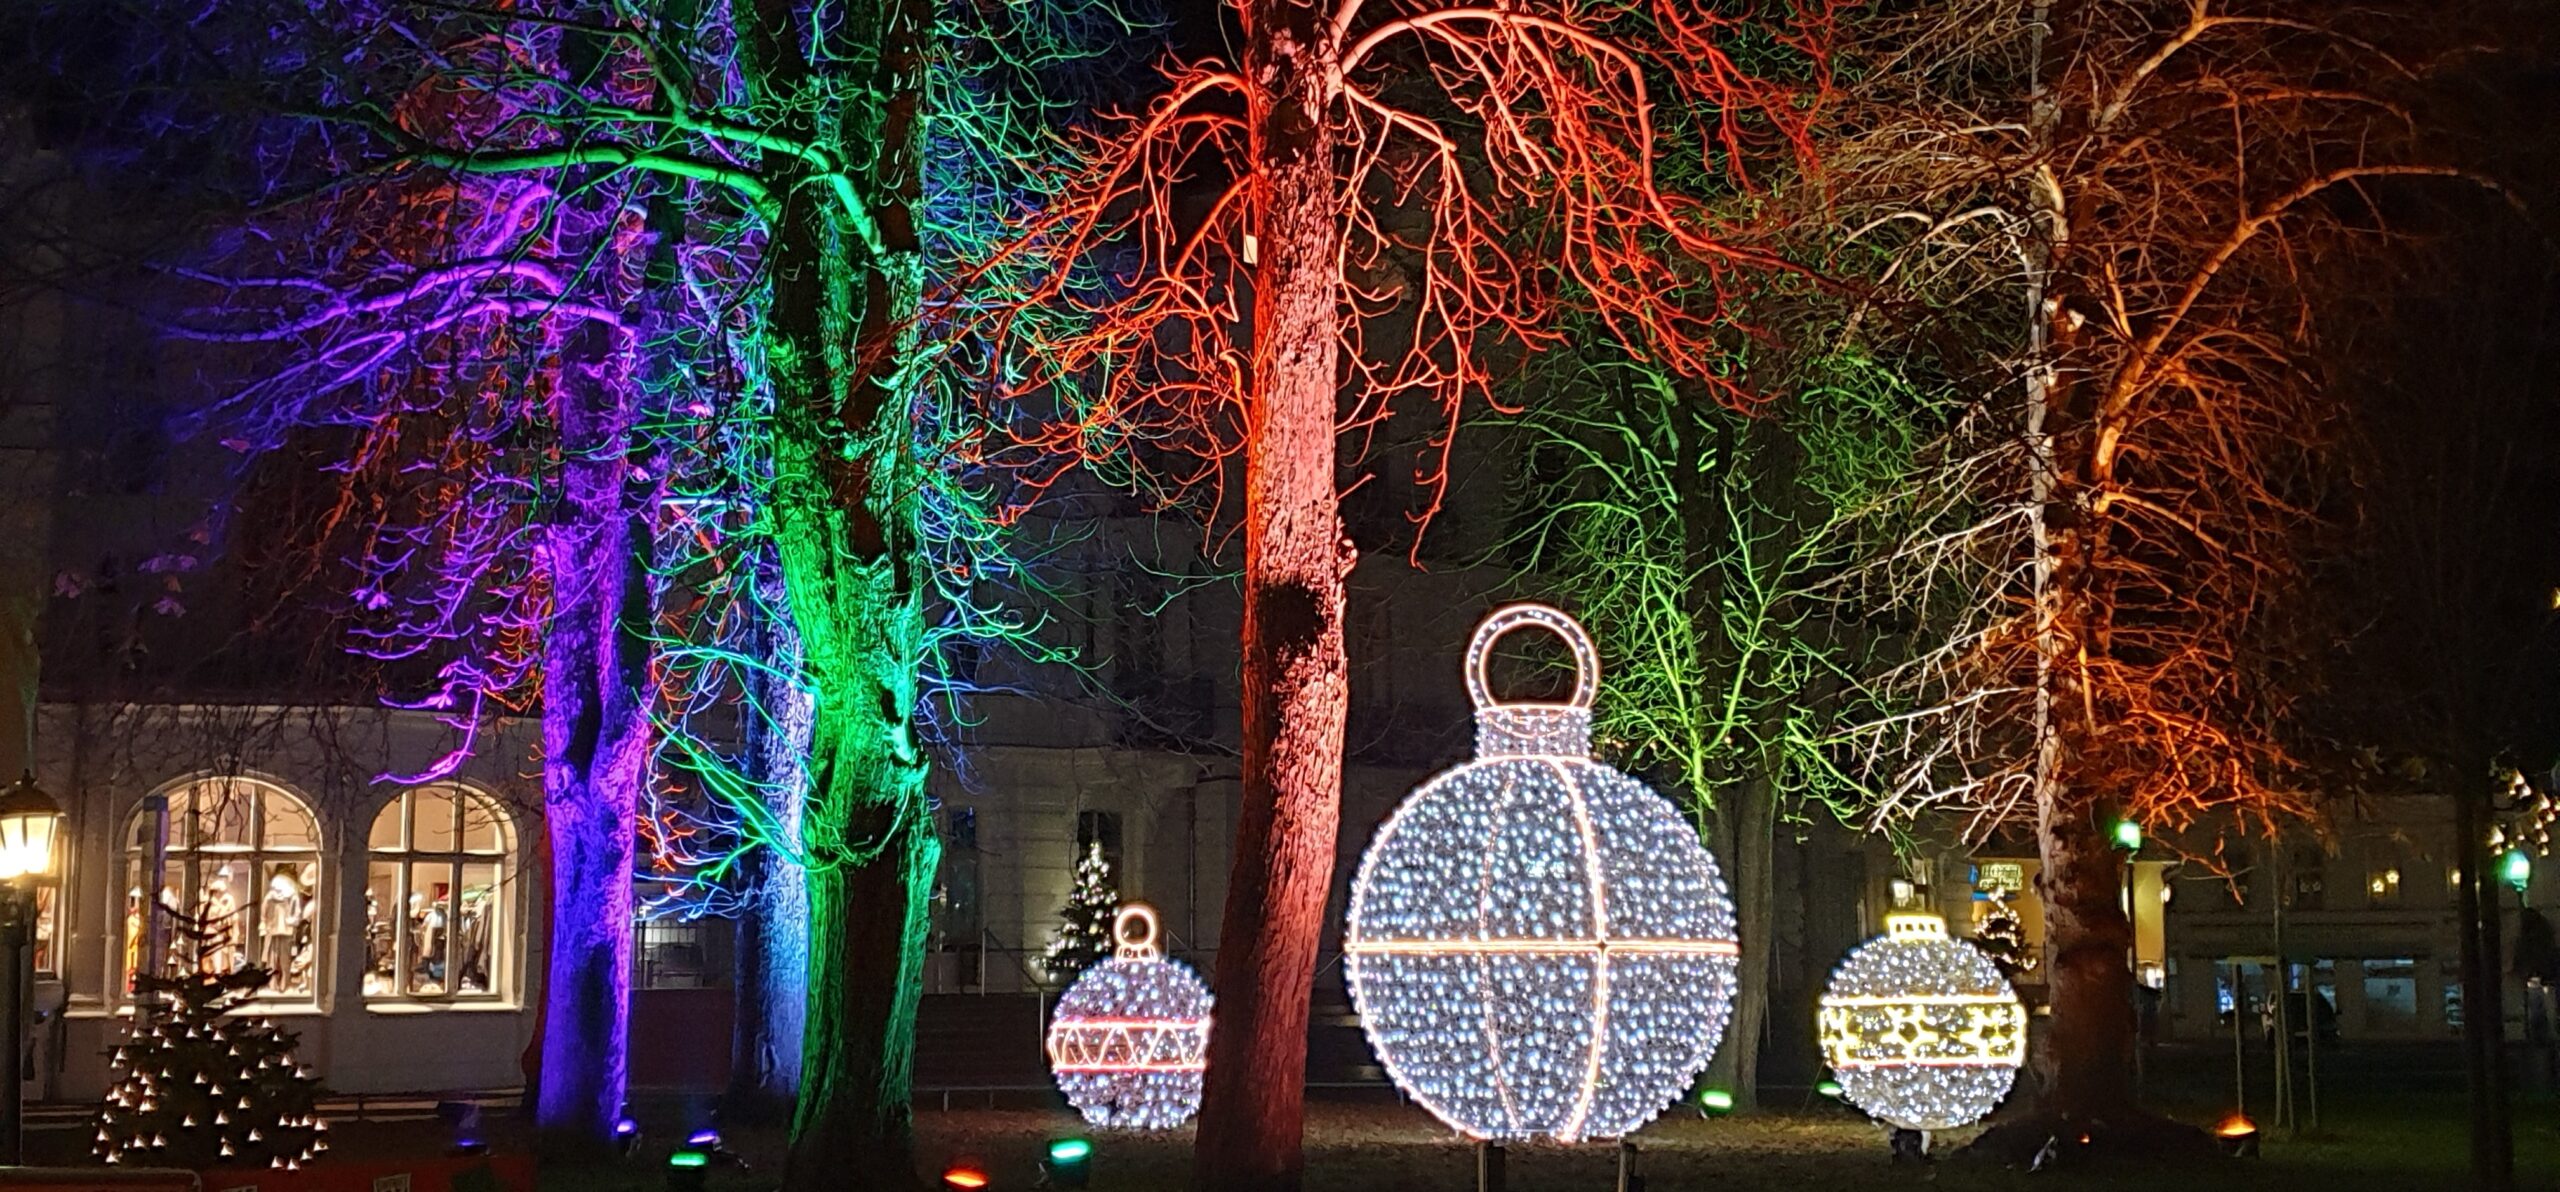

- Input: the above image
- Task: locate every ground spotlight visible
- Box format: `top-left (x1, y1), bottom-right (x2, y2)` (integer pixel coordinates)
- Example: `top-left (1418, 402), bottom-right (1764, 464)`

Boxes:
top-left (666, 1147), bottom-right (710, 1192)
top-left (1697, 1088), bottom-right (1735, 1116)
top-left (1044, 1136), bottom-right (1092, 1188)
top-left (2214, 1113), bottom-right (2260, 1158)
top-left (941, 1159), bottom-right (992, 1189)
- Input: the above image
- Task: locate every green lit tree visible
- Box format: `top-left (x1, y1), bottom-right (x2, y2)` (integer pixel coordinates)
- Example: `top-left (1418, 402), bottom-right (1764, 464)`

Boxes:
top-left (1043, 843), bottom-right (1118, 984)
top-left (1509, 346), bottom-right (1944, 1110)
top-left (98, 966), bottom-right (326, 1171)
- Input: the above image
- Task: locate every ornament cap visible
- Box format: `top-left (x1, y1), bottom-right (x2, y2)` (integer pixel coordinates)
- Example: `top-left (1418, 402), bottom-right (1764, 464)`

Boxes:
top-left (1464, 604), bottom-right (1598, 757)
top-left (1113, 902), bottom-right (1162, 961)
top-left (1884, 913), bottom-right (1949, 941)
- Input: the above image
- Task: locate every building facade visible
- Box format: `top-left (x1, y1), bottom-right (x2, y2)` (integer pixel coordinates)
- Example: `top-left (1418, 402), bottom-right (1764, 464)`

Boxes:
top-left (23, 701), bottom-right (542, 1100)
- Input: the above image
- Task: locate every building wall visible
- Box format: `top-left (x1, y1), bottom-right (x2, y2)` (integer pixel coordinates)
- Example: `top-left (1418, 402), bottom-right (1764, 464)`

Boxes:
top-left (27, 701), bottom-right (544, 1100)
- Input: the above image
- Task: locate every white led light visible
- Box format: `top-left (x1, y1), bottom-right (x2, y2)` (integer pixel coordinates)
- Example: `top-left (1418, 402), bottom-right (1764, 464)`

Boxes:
top-left (1044, 903), bottom-right (1213, 1129)
top-left (1817, 913), bottom-right (2025, 1131)
top-left (1347, 604), bottom-right (1740, 1143)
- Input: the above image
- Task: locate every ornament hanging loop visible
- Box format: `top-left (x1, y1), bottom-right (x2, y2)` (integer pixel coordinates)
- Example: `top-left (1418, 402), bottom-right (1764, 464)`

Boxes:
top-left (1464, 603), bottom-right (1600, 712)
top-left (1113, 902), bottom-right (1162, 961)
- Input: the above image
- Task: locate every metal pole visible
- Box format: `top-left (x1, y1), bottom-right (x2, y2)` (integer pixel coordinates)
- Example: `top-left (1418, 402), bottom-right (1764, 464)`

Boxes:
top-left (1615, 1140), bottom-right (1640, 1192)
top-left (1476, 1140), bottom-right (1505, 1192)
top-left (2305, 978), bottom-right (2319, 1132)
top-left (0, 884), bottom-right (26, 1165)
top-left (2231, 961), bottom-right (2246, 1115)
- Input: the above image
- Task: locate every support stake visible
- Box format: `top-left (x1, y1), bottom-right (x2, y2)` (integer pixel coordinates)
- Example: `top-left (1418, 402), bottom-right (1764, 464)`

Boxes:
top-left (1616, 1139), bottom-right (1643, 1192)
top-left (1476, 1140), bottom-right (1505, 1192)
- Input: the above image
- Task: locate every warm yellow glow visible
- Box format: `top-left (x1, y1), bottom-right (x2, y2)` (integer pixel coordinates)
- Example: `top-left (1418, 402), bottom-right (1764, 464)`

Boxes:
top-left (1884, 912), bottom-right (1950, 941)
top-left (0, 812), bottom-right (56, 881)
top-left (1817, 997), bottom-right (2028, 1067)
top-left (2216, 1113), bottom-right (2258, 1138)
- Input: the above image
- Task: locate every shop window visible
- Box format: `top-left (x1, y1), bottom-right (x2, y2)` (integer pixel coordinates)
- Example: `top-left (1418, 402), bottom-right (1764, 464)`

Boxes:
top-left (123, 778), bottom-right (321, 999)
top-left (365, 786), bottom-right (515, 1001)
top-left (2364, 957), bottom-right (2420, 1031)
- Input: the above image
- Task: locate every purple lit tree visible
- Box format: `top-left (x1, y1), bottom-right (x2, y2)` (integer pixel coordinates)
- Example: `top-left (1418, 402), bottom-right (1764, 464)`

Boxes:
top-left (44, 1), bottom-right (1133, 1179)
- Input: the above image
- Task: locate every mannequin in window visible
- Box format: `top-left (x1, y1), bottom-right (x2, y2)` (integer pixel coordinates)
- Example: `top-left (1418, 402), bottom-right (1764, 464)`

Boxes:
top-left (198, 872), bottom-right (239, 974)
top-left (158, 886), bottom-right (186, 973)
top-left (260, 871), bottom-right (304, 992)
top-left (365, 890), bottom-right (394, 992)
top-left (408, 889), bottom-right (447, 992)
top-left (455, 888), bottom-right (490, 993)
top-left (123, 887), bottom-right (143, 991)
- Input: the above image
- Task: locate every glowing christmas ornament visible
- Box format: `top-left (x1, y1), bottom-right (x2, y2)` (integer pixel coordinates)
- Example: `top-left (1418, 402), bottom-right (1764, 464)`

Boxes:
top-left (1043, 904), bottom-right (1213, 1129)
top-left (1347, 603), bottom-right (1741, 1143)
top-left (1818, 913), bottom-right (2026, 1132)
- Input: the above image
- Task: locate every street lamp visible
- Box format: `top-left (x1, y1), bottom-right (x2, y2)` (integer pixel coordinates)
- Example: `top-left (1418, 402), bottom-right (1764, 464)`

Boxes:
top-left (0, 771), bottom-right (62, 1166)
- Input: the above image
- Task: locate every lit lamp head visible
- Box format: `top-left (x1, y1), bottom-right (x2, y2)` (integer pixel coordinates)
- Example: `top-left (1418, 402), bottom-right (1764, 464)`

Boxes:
top-left (2501, 848), bottom-right (2532, 893)
top-left (0, 771), bottom-right (63, 883)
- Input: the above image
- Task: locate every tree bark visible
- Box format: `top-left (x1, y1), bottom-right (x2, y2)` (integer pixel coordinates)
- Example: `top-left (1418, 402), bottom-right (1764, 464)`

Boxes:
top-left (1706, 763), bottom-right (1777, 1109)
top-left (1194, 4), bottom-right (1348, 1188)
top-left (751, 0), bottom-right (935, 1181)
top-left (731, 596), bottom-right (811, 1118)
top-left (533, 313), bottom-right (651, 1153)
top-left (2033, 775), bottom-right (2133, 1119)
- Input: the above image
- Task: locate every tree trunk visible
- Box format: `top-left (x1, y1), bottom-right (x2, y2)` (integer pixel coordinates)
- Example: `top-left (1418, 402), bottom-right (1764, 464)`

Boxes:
top-left (534, 314), bottom-right (651, 1153)
top-left (730, 591), bottom-right (810, 1119)
top-left (739, 0), bottom-right (933, 1181)
top-left (2033, 774), bottom-right (2133, 1119)
top-left (1710, 764), bottom-right (1777, 1109)
top-left (1194, 5), bottom-right (1347, 1188)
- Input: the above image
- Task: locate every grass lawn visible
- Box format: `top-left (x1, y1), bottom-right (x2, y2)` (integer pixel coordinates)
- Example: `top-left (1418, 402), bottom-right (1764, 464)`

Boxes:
top-left (545, 1085), bottom-right (2557, 1191)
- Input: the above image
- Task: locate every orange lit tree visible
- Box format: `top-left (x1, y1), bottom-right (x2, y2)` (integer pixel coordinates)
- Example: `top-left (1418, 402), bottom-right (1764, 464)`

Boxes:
top-left (976, 2), bottom-right (1832, 1184)
top-left (1821, 0), bottom-right (2508, 1139)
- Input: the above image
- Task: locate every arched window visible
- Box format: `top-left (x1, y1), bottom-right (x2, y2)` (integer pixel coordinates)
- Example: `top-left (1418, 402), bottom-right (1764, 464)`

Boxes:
top-left (365, 786), bottom-right (513, 1000)
top-left (123, 777), bottom-right (322, 999)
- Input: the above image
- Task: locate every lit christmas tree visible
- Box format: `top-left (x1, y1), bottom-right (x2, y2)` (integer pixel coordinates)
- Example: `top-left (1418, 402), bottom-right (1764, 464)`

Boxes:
top-left (1043, 842), bottom-right (1119, 985)
top-left (97, 963), bottom-right (326, 1170)
top-left (1971, 893), bottom-right (2039, 984)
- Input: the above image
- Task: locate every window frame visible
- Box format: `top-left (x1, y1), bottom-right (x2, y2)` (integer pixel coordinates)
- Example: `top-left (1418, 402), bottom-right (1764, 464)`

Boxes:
top-left (363, 785), bottom-right (515, 1005)
top-left (120, 777), bottom-right (324, 1003)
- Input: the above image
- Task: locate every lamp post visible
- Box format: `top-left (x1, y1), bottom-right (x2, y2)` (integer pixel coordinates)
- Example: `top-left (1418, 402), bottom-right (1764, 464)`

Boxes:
top-left (0, 771), bottom-right (62, 1166)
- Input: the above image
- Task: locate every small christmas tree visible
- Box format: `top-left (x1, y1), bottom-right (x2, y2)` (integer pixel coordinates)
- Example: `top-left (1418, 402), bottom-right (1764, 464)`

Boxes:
top-left (98, 963), bottom-right (326, 1170)
top-left (1971, 892), bottom-right (2039, 984)
top-left (1044, 842), bottom-right (1119, 984)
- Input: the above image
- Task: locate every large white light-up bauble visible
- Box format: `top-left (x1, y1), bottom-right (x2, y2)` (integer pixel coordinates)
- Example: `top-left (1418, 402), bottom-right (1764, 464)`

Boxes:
top-left (1347, 604), bottom-right (1740, 1143)
top-left (1818, 913), bottom-right (2026, 1132)
top-left (1044, 904), bottom-right (1213, 1129)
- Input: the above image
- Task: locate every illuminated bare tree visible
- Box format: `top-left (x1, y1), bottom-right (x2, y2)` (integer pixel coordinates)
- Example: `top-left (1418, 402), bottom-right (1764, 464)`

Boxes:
top-left (977, 2), bottom-right (1831, 1183)
top-left (1820, 0), bottom-right (2508, 1138)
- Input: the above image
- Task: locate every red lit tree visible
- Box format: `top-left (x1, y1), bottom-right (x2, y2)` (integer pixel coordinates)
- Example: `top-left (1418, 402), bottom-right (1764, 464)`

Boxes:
top-left (977, 3), bottom-right (1832, 1184)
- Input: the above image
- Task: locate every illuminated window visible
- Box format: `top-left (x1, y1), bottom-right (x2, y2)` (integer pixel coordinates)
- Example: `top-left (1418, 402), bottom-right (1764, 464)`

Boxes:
top-left (364, 786), bottom-right (515, 1001)
top-left (2365, 864), bottom-right (2404, 909)
top-left (633, 918), bottom-right (723, 991)
top-left (122, 778), bottom-right (321, 999)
